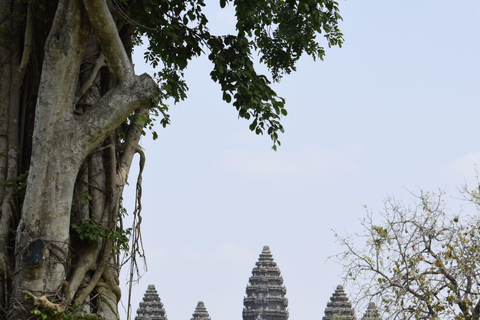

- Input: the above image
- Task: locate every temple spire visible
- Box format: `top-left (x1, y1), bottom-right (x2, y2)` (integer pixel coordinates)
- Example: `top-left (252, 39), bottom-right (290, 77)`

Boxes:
top-left (361, 302), bottom-right (381, 320)
top-left (243, 246), bottom-right (289, 320)
top-left (135, 284), bottom-right (168, 320)
top-left (322, 285), bottom-right (356, 320)
top-left (191, 301), bottom-right (212, 320)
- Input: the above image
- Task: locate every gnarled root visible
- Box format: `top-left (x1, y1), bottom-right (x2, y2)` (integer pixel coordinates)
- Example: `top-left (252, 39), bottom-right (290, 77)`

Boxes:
top-left (101, 268), bottom-right (121, 302)
top-left (22, 290), bottom-right (65, 313)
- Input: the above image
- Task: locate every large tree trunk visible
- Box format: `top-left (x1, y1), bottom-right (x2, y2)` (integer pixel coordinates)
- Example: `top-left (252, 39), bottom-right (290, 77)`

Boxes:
top-left (13, 1), bottom-right (90, 306)
top-left (0, 0), bottom-right (158, 318)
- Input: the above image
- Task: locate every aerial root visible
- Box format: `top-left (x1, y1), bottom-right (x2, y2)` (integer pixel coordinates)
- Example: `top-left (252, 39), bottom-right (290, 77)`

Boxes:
top-left (22, 290), bottom-right (65, 313)
top-left (101, 268), bottom-right (121, 302)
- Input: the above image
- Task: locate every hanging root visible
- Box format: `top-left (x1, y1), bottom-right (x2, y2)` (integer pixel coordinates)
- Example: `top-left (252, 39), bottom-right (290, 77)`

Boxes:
top-left (22, 290), bottom-right (65, 313)
top-left (125, 145), bottom-right (147, 320)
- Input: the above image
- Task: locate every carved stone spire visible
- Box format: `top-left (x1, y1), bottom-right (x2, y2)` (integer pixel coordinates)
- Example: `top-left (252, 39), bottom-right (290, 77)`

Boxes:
top-left (135, 284), bottom-right (168, 320)
top-left (191, 301), bottom-right (212, 320)
top-left (361, 302), bottom-right (381, 320)
top-left (323, 285), bottom-right (356, 320)
top-left (243, 246), bottom-right (289, 320)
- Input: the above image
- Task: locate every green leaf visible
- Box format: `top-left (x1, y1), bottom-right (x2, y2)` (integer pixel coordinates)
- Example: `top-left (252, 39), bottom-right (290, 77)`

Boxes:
top-left (223, 92), bottom-right (232, 103)
top-left (249, 119), bottom-right (258, 131)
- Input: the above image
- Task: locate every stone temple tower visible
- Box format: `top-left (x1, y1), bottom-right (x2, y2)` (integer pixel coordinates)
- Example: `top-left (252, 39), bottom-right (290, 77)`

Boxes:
top-left (361, 302), bottom-right (381, 320)
top-left (243, 246), bottom-right (288, 320)
top-left (191, 301), bottom-right (212, 320)
top-left (323, 285), bottom-right (356, 320)
top-left (135, 284), bottom-right (168, 320)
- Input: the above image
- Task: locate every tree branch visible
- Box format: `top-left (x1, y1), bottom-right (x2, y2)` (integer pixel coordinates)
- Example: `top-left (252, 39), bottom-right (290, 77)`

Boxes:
top-left (77, 73), bottom-right (158, 155)
top-left (81, 0), bottom-right (133, 82)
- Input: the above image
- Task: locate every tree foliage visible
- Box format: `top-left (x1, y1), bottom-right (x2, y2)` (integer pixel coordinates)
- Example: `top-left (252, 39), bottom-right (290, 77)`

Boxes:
top-left (0, 0), bottom-right (343, 319)
top-left (130, 0), bottom-right (343, 148)
top-left (335, 189), bottom-right (480, 320)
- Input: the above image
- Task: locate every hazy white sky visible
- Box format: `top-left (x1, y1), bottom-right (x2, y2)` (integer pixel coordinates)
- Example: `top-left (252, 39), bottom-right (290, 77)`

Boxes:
top-left (120, 1), bottom-right (480, 319)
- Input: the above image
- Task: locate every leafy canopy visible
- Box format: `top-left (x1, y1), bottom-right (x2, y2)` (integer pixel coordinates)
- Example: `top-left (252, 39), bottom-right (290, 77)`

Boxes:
top-left (120, 0), bottom-right (343, 149)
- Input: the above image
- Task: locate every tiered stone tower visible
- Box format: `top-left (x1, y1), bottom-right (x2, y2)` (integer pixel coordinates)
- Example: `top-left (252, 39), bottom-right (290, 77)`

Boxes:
top-left (135, 284), bottom-right (168, 320)
top-left (134, 249), bottom-right (377, 320)
top-left (191, 301), bottom-right (212, 320)
top-left (243, 246), bottom-right (289, 320)
top-left (361, 302), bottom-right (381, 320)
top-left (322, 285), bottom-right (356, 320)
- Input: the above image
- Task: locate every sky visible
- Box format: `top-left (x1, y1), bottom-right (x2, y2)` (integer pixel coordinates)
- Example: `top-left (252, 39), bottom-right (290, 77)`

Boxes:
top-left (120, 1), bottom-right (480, 319)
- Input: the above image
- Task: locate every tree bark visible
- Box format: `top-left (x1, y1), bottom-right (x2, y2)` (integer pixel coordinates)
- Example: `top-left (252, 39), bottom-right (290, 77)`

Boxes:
top-left (11, 0), bottom-right (90, 315)
top-left (0, 0), bottom-right (23, 312)
top-left (6, 0), bottom-right (158, 318)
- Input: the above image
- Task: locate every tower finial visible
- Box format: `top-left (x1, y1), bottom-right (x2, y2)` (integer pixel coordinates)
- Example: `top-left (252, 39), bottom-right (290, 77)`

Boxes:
top-left (191, 301), bottom-right (212, 320)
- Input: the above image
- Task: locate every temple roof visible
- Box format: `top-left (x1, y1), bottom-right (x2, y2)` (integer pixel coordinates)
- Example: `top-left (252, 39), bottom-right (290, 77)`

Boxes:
top-left (322, 285), bottom-right (356, 320)
top-left (191, 301), bottom-right (212, 320)
top-left (259, 246), bottom-right (273, 261)
top-left (243, 246), bottom-right (288, 320)
top-left (361, 302), bottom-right (381, 320)
top-left (135, 284), bottom-right (168, 320)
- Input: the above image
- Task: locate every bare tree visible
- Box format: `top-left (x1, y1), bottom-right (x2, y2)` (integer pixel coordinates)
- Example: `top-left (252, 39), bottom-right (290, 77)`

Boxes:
top-left (335, 189), bottom-right (480, 320)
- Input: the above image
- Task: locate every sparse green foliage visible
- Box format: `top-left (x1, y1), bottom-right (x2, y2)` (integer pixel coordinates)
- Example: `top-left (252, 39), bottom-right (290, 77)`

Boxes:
top-left (81, 190), bottom-right (92, 207)
top-left (335, 189), bottom-right (480, 320)
top-left (32, 308), bottom-right (48, 320)
top-left (125, 0), bottom-right (343, 149)
top-left (72, 218), bottom-right (107, 245)
top-left (71, 218), bottom-right (131, 253)
top-left (0, 171), bottom-right (28, 203)
top-left (30, 303), bottom-right (105, 320)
